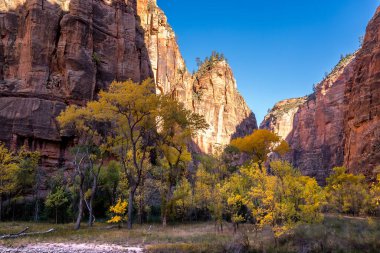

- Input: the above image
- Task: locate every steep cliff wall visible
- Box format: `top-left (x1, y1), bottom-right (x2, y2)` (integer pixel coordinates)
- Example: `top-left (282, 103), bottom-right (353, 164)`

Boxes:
top-left (0, 0), bottom-right (152, 169)
top-left (260, 97), bottom-right (306, 140)
top-left (262, 6), bottom-right (380, 182)
top-left (0, 0), bottom-right (256, 168)
top-left (136, 0), bottom-right (257, 153)
top-left (191, 60), bottom-right (257, 153)
top-left (344, 7), bottom-right (380, 176)
top-left (261, 55), bottom-right (356, 183)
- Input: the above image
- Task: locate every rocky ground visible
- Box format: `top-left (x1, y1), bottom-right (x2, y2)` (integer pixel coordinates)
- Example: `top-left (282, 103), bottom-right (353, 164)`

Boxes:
top-left (0, 243), bottom-right (143, 253)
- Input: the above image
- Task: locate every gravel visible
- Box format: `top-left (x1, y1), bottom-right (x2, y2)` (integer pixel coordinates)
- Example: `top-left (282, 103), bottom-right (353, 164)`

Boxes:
top-left (0, 243), bottom-right (144, 253)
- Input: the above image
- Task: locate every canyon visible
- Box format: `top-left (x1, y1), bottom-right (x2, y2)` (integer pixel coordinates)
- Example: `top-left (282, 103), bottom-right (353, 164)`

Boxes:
top-left (261, 6), bottom-right (380, 182)
top-left (0, 0), bottom-right (379, 183)
top-left (0, 0), bottom-right (257, 171)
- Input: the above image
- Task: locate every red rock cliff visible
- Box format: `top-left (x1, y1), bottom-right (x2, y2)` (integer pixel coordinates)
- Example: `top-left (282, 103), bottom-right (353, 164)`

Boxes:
top-left (344, 7), bottom-right (380, 176)
top-left (0, 0), bottom-right (256, 169)
top-left (262, 6), bottom-right (380, 182)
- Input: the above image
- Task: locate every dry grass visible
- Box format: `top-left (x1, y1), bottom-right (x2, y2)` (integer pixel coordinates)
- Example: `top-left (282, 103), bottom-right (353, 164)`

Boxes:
top-left (0, 216), bottom-right (379, 252)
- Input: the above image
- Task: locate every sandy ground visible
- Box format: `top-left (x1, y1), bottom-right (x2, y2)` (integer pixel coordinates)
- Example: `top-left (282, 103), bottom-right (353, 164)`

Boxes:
top-left (0, 243), bottom-right (144, 253)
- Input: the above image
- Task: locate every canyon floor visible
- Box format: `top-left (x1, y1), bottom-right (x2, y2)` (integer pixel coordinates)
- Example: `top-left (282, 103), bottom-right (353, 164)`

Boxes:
top-left (0, 216), bottom-right (379, 253)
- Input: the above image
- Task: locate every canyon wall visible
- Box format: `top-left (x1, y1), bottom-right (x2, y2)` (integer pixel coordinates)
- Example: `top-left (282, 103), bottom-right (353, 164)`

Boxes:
top-left (0, 0), bottom-right (256, 170)
top-left (262, 6), bottom-right (380, 182)
top-left (137, 0), bottom-right (257, 153)
top-left (344, 8), bottom-right (380, 176)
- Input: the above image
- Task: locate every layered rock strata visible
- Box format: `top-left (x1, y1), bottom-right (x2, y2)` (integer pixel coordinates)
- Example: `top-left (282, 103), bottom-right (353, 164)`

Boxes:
top-left (344, 8), bottom-right (380, 176)
top-left (0, 0), bottom-right (257, 170)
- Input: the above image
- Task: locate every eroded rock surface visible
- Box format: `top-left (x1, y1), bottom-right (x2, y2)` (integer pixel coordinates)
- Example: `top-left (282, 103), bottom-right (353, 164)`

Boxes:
top-left (0, 0), bottom-right (256, 171)
top-left (263, 6), bottom-right (380, 181)
top-left (344, 7), bottom-right (380, 176)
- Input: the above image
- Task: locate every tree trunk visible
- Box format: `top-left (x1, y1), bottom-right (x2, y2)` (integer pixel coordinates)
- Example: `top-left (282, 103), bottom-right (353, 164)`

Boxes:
top-left (75, 182), bottom-right (84, 230)
top-left (55, 207), bottom-right (58, 224)
top-left (34, 197), bottom-right (39, 222)
top-left (74, 189), bottom-right (83, 230)
top-left (138, 196), bottom-right (143, 225)
top-left (0, 194), bottom-right (2, 221)
top-left (127, 190), bottom-right (134, 229)
top-left (88, 176), bottom-right (97, 227)
top-left (162, 211), bottom-right (167, 227)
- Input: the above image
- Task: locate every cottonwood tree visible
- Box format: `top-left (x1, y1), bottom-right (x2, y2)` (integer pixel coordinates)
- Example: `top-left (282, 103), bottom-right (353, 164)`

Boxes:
top-left (231, 129), bottom-right (290, 171)
top-left (45, 186), bottom-right (69, 224)
top-left (325, 167), bottom-right (370, 216)
top-left (155, 97), bottom-right (208, 226)
top-left (60, 79), bottom-right (160, 229)
top-left (0, 143), bottom-right (19, 221)
top-left (58, 104), bottom-right (107, 229)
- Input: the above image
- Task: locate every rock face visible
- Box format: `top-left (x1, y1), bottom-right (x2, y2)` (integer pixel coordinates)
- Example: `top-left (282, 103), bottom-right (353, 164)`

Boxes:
top-left (260, 97), bottom-right (306, 140)
top-left (0, 0), bottom-right (256, 169)
top-left (262, 7), bottom-right (380, 182)
top-left (344, 8), bottom-right (380, 176)
top-left (191, 60), bottom-right (257, 153)
top-left (0, 0), bottom-right (152, 169)
top-left (262, 55), bottom-right (356, 183)
top-left (137, 0), bottom-right (257, 153)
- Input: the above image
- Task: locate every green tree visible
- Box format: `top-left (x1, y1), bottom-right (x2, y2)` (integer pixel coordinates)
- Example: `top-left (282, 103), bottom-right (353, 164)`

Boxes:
top-left (0, 143), bottom-right (19, 221)
top-left (45, 186), bottom-right (69, 224)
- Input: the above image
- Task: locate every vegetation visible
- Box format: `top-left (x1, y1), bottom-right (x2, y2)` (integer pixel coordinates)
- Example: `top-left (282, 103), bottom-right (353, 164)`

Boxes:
top-left (0, 78), bottom-right (379, 252)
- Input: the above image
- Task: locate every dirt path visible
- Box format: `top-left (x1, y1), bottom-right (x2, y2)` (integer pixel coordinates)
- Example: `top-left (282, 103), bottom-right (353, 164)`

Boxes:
top-left (0, 243), bottom-right (144, 253)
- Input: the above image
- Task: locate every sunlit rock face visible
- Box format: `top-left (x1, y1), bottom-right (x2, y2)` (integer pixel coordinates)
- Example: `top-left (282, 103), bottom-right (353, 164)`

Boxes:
top-left (260, 97), bottom-right (307, 140)
top-left (262, 6), bottom-right (380, 183)
top-left (287, 55), bottom-right (356, 184)
top-left (191, 60), bottom-right (257, 153)
top-left (137, 1), bottom-right (257, 153)
top-left (0, 0), bottom-right (256, 172)
top-left (344, 7), bottom-right (380, 177)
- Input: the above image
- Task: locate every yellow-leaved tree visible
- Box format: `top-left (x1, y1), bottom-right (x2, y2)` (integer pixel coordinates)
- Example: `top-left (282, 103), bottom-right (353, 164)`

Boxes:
top-left (107, 198), bottom-right (128, 228)
top-left (155, 97), bottom-right (208, 226)
top-left (58, 79), bottom-right (159, 229)
top-left (231, 129), bottom-right (290, 171)
top-left (325, 167), bottom-right (370, 216)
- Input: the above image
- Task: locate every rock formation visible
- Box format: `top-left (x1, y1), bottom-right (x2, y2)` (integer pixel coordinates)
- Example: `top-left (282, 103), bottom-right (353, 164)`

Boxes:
top-left (262, 7), bottom-right (380, 182)
top-left (344, 8), bottom-right (380, 176)
top-left (260, 97), bottom-right (306, 140)
top-left (0, 0), bottom-right (256, 170)
top-left (191, 59), bottom-right (257, 153)
top-left (262, 55), bottom-right (356, 183)
top-left (137, 0), bottom-right (257, 153)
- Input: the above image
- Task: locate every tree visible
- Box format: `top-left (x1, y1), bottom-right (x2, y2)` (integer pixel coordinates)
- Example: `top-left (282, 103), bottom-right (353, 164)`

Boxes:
top-left (0, 143), bottom-right (19, 221)
top-left (59, 79), bottom-right (159, 229)
top-left (193, 155), bottom-right (229, 231)
top-left (58, 104), bottom-right (107, 229)
top-left (107, 198), bottom-right (128, 228)
top-left (45, 186), bottom-right (69, 224)
top-left (231, 130), bottom-right (290, 171)
top-left (325, 167), bottom-right (370, 216)
top-left (155, 97), bottom-right (208, 226)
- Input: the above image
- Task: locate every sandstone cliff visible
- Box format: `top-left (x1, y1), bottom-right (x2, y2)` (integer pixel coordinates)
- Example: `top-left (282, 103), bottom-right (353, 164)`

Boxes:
top-left (262, 7), bottom-right (380, 182)
top-left (344, 8), bottom-right (380, 176)
top-left (191, 59), bottom-right (257, 153)
top-left (0, 0), bottom-right (256, 169)
top-left (0, 0), bottom-right (153, 169)
top-left (262, 54), bottom-right (356, 183)
top-left (137, 0), bottom-right (257, 153)
top-left (260, 97), bottom-right (306, 140)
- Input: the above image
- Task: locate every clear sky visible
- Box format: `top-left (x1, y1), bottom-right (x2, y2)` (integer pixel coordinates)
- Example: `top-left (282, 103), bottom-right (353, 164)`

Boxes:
top-left (157, 0), bottom-right (379, 124)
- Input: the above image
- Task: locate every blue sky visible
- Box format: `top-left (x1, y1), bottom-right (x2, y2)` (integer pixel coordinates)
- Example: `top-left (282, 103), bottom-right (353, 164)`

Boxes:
top-left (157, 0), bottom-right (379, 123)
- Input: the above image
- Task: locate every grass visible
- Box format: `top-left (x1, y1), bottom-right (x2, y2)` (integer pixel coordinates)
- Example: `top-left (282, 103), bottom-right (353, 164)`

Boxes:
top-left (0, 215), bottom-right (379, 252)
